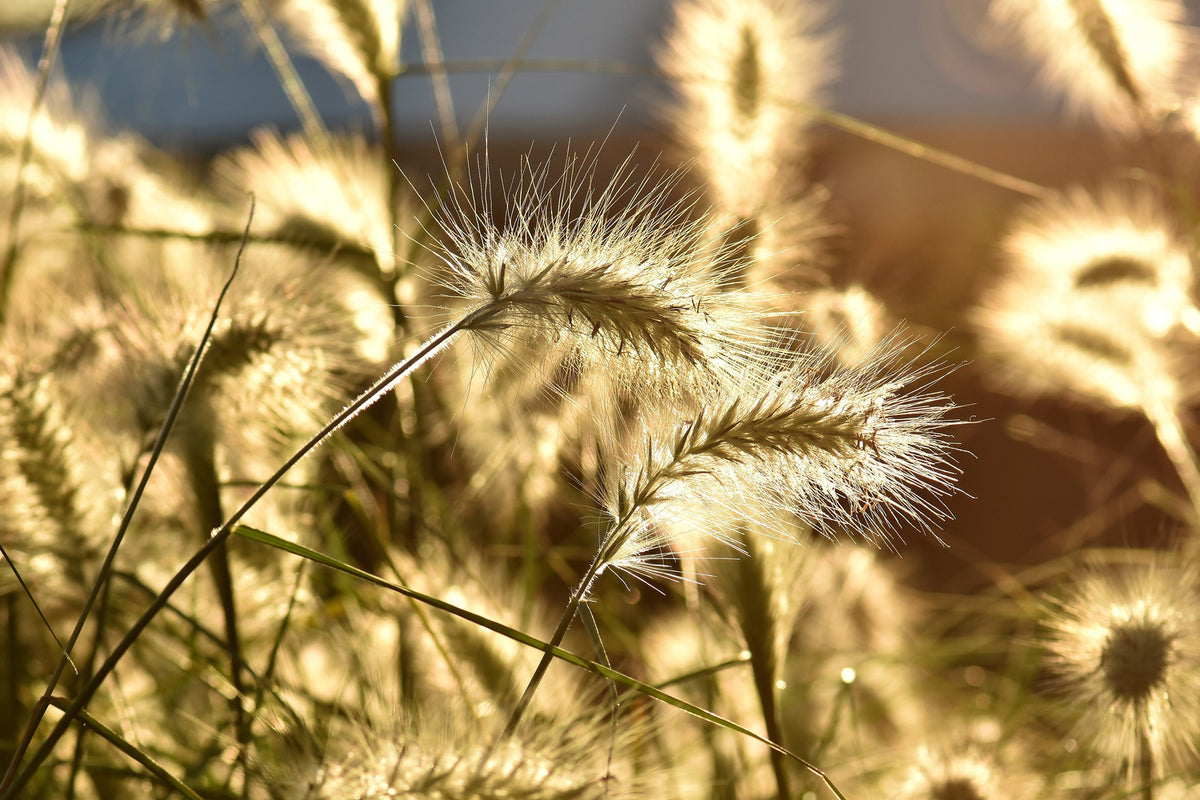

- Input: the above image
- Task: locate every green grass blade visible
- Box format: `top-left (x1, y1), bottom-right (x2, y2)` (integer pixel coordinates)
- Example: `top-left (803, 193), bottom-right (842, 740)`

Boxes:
top-left (233, 524), bottom-right (849, 800)
top-left (45, 698), bottom-right (205, 800)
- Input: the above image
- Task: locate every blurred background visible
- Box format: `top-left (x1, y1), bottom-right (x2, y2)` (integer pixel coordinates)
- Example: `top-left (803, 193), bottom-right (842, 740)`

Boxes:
top-left (5, 0), bottom-right (1200, 585)
top-left (0, 0), bottom-right (1122, 151)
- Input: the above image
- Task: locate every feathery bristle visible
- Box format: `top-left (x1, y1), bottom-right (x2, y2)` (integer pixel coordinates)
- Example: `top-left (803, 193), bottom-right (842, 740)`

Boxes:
top-left (987, 0), bottom-right (1198, 131)
top-left (992, 185), bottom-right (1197, 336)
top-left (892, 741), bottom-right (1019, 800)
top-left (597, 337), bottom-right (960, 581)
top-left (0, 361), bottom-right (110, 614)
top-left (976, 184), bottom-right (1195, 412)
top-left (430, 151), bottom-right (768, 384)
top-left (291, 698), bottom-right (642, 800)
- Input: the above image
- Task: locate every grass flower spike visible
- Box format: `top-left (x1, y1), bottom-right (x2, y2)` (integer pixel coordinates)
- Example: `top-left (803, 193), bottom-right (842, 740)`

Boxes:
top-left (976, 183), bottom-right (1200, 517)
top-left (297, 706), bottom-right (640, 800)
top-left (989, 185), bottom-right (1199, 339)
top-left (987, 0), bottom-right (1198, 133)
top-left (215, 131), bottom-right (395, 278)
top-left (429, 152), bottom-right (765, 394)
top-left (657, 0), bottom-right (835, 218)
top-left (600, 342), bottom-right (960, 581)
top-left (1044, 555), bottom-right (1200, 785)
top-left (269, 0), bottom-right (406, 110)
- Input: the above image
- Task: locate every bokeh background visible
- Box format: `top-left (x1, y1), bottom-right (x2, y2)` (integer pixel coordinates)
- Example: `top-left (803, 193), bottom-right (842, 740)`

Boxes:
top-left (5, 0), bottom-right (1200, 588)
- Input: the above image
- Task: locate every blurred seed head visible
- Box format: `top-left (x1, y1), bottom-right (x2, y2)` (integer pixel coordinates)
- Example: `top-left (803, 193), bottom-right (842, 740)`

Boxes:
top-left (976, 184), bottom-right (1195, 412)
top-left (798, 284), bottom-right (890, 369)
top-left (1042, 553), bottom-right (1200, 777)
top-left (0, 358), bottom-right (116, 617)
top-left (656, 0), bottom-right (838, 217)
top-left (294, 703), bottom-right (642, 800)
top-left (214, 131), bottom-right (396, 279)
top-left (0, 48), bottom-right (90, 193)
top-left (890, 739), bottom-right (1022, 800)
top-left (268, 0), bottom-right (406, 110)
top-left (986, 0), bottom-right (1200, 132)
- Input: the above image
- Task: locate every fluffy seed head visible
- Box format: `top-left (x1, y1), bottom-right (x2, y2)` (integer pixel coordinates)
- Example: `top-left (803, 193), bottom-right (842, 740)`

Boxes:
top-left (986, 0), bottom-right (1198, 132)
top-left (1043, 554), bottom-right (1200, 776)
top-left (597, 337), bottom-right (960, 582)
top-left (214, 131), bottom-right (394, 277)
top-left (0, 360), bottom-right (113, 615)
top-left (428, 151), bottom-right (767, 389)
top-left (894, 746), bottom-right (1004, 800)
top-left (656, 0), bottom-right (837, 216)
top-left (268, 0), bottom-right (405, 109)
top-left (0, 48), bottom-right (90, 194)
top-left (291, 700), bottom-right (642, 800)
top-left (975, 185), bottom-right (1195, 412)
top-left (993, 185), bottom-right (1197, 336)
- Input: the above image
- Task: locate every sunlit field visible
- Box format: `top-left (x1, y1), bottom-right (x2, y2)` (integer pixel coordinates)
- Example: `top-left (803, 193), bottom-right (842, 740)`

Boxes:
top-left (3, 1), bottom-right (1200, 798)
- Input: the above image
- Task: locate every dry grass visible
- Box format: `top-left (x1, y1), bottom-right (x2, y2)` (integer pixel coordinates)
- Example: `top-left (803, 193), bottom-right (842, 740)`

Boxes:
top-left (3, 1), bottom-right (1200, 799)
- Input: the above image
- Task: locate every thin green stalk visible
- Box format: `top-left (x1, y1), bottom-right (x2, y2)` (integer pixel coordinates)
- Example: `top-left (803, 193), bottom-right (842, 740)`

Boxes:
top-left (732, 536), bottom-right (791, 800)
top-left (501, 546), bottom-right (606, 740)
top-left (178, 420), bottom-right (250, 782)
top-left (1, 312), bottom-right (476, 799)
top-left (231, 525), bottom-right (850, 800)
top-left (44, 698), bottom-right (206, 800)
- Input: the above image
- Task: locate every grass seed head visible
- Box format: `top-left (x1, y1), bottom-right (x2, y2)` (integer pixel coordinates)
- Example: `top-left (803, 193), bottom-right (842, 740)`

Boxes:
top-left (1043, 554), bottom-right (1200, 777)
top-left (267, 0), bottom-right (405, 109)
top-left (656, 0), bottom-right (837, 217)
top-left (976, 184), bottom-right (1194, 412)
top-left (598, 336), bottom-right (960, 582)
top-left (214, 130), bottom-right (395, 277)
top-left (429, 150), bottom-right (769, 406)
top-left (986, 0), bottom-right (1198, 132)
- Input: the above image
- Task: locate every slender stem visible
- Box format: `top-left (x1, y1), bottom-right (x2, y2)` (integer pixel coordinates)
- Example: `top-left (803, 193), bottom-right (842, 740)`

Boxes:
top-left (1138, 726), bottom-right (1154, 800)
top-left (501, 547), bottom-right (605, 740)
top-left (412, 0), bottom-right (460, 152)
top-left (397, 56), bottom-right (1049, 199)
top-left (0, 314), bottom-right (474, 799)
top-left (733, 536), bottom-right (790, 800)
top-left (237, 0), bottom-right (330, 152)
top-left (179, 419), bottom-right (250, 779)
top-left (1142, 399), bottom-right (1200, 526)
top-left (501, 506), bottom-right (643, 739)
top-left (464, 0), bottom-right (564, 147)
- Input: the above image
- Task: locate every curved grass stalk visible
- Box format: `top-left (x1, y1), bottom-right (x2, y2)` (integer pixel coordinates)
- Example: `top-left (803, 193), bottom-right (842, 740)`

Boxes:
top-left (1141, 396), bottom-right (1200, 526)
top-left (236, 0), bottom-right (331, 154)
